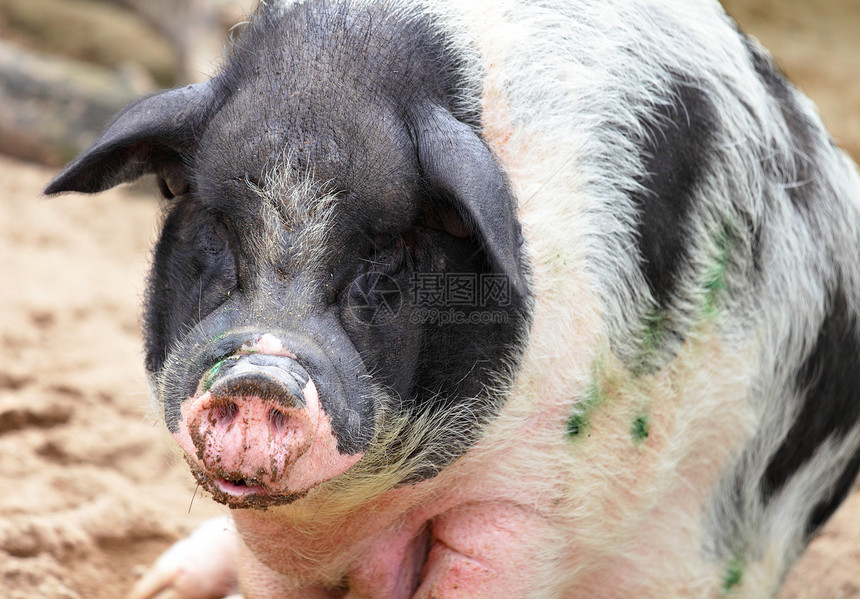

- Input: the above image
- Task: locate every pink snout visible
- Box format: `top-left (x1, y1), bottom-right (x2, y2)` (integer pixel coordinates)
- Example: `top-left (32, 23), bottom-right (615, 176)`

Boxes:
top-left (173, 343), bottom-right (364, 506)
top-left (196, 383), bottom-right (316, 472)
top-left (176, 352), bottom-right (321, 496)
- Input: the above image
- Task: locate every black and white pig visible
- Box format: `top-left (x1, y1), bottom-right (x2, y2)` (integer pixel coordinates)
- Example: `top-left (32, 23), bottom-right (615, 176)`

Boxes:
top-left (45, 0), bottom-right (860, 597)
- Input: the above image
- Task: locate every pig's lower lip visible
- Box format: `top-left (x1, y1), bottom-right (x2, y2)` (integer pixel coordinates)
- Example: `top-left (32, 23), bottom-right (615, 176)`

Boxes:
top-left (214, 478), bottom-right (270, 498)
top-left (187, 461), bottom-right (309, 509)
top-left (209, 476), bottom-right (308, 509)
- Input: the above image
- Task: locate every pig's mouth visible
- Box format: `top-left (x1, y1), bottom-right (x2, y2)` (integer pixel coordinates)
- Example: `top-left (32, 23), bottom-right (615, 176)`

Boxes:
top-left (189, 462), bottom-right (308, 509)
top-left (215, 476), bottom-right (269, 497)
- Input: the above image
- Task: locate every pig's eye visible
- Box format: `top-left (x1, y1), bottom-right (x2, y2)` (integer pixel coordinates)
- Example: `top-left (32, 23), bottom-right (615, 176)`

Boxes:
top-left (179, 208), bottom-right (234, 259)
top-left (180, 209), bottom-right (239, 295)
top-left (368, 231), bottom-right (413, 276)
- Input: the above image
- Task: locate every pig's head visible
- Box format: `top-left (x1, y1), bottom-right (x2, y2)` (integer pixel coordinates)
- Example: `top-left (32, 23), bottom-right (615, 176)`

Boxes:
top-left (45, 3), bottom-right (532, 509)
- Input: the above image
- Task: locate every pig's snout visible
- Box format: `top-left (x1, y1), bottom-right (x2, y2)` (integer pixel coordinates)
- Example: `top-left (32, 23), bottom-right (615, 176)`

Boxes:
top-left (206, 353), bottom-right (311, 439)
top-left (177, 352), bottom-right (323, 501)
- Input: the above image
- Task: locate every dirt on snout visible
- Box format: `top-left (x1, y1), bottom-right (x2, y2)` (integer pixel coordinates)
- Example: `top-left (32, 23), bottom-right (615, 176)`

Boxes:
top-left (1, 1), bottom-right (860, 597)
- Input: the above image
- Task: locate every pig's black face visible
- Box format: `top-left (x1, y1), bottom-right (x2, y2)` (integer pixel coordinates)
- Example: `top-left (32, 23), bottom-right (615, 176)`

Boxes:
top-left (45, 0), bottom-right (532, 496)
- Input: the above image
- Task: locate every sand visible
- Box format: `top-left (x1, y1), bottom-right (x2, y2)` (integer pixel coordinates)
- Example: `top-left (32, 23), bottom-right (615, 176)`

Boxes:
top-left (1, 2), bottom-right (858, 597)
top-left (0, 162), bottom-right (224, 598)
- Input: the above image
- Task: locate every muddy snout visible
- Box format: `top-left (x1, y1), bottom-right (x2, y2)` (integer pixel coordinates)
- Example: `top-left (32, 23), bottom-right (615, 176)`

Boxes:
top-left (207, 353), bottom-right (310, 434)
top-left (182, 353), bottom-right (322, 490)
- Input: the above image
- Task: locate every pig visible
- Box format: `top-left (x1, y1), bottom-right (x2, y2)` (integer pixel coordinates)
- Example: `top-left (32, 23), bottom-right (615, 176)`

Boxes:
top-left (45, 0), bottom-right (860, 597)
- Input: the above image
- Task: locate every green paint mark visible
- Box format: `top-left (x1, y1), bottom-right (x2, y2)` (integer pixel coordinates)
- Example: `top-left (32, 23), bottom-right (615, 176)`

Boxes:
top-left (202, 360), bottom-right (227, 392)
top-left (632, 413), bottom-right (650, 443)
top-left (703, 221), bottom-right (734, 317)
top-left (567, 372), bottom-right (603, 439)
top-left (566, 413), bottom-right (587, 437)
top-left (722, 557), bottom-right (744, 593)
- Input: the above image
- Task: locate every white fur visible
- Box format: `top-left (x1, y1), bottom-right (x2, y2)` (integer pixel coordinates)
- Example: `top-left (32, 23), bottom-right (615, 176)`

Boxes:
top-left (418, 0), bottom-right (860, 596)
top-left (143, 0), bottom-right (860, 597)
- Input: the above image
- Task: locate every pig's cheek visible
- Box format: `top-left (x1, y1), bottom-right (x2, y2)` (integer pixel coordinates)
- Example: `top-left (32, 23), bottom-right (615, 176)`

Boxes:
top-left (282, 380), bottom-right (364, 491)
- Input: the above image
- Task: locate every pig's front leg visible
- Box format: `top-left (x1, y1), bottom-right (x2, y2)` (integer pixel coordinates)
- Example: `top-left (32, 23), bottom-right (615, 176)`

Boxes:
top-left (415, 502), bottom-right (558, 599)
top-left (130, 516), bottom-right (240, 599)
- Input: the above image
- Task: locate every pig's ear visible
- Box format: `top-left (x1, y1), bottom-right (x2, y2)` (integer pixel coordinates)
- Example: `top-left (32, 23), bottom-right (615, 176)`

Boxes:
top-left (416, 107), bottom-right (528, 298)
top-left (44, 82), bottom-right (217, 198)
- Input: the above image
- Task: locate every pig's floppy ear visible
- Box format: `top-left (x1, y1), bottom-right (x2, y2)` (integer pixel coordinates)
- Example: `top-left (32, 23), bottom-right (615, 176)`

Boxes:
top-left (416, 107), bottom-right (528, 298)
top-left (44, 82), bottom-right (216, 198)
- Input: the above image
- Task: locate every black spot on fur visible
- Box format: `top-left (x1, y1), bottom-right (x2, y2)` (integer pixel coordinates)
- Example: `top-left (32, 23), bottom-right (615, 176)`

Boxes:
top-left (630, 75), bottom-right (716, 312)
top-left (622, 74), bottom-right (719, 375)
top-left (741, 36), bottom-right (824, 211)
top-left (761, 287), bottom-right (860, 523)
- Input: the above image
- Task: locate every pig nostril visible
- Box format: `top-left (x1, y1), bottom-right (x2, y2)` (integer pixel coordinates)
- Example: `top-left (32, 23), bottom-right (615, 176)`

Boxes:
top-left (213, 401), bottom-right (238, 425)
top-left (269, 408), bottom-right (288, 433)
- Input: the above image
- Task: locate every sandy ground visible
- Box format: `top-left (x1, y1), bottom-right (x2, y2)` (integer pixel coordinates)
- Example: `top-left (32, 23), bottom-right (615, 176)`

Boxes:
top-left (0, 163), bottom-right (224, 598)
top-left (1, 3), bottom-right (859, 599)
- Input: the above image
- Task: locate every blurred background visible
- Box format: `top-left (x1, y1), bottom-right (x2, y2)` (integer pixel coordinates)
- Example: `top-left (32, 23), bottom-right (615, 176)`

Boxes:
top-left (0, 0), bottom-right (249, 166)
top-left (0, 1), bottom-right (857, 598)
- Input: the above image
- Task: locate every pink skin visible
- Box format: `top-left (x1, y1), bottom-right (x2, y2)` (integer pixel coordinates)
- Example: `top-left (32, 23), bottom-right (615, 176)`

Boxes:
top-left (168, 333), bottom-right (555, 597)
top-left (232, 491), bottom-right (556, 599)
top-left (172, 334), bottom-right (364, 506)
